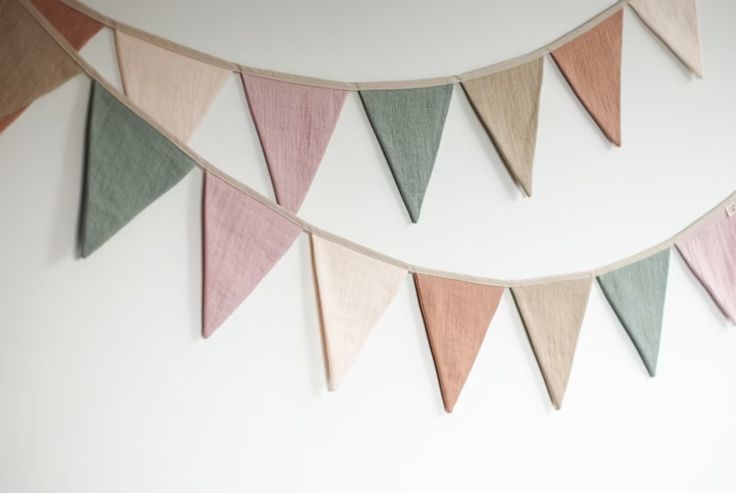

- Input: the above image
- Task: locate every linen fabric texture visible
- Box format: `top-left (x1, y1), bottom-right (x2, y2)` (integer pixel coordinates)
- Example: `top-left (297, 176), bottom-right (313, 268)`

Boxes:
top-left (676, 210), bottom-right (736, 324)
top-left (551, 10), bottom-right (623, 146)
top-left (0, 0), bottom-right (82, 120)
top-left (242, 75), bottom-right (347, 212)
top-left (414, 274), bottom-right (504, 413)
top-left (511, 277), bottom-right (592, 409)
top-left (310, 235), bottom-right (406, 390)
top-left (462, 58), bottom-right (544, 197)
top-left (115, 31), bottom-right (230, 142)
top-left (0, 0), bottom-right (102, 133)
top-left (80, 82), bottom-right (195, 257)
top-left (202, 173), bottom-right (301, 337)
top-left (597, 250), bottom-right (670, 376)
top-left (630, 0), bottom-right (703, 76)
top-left (359, 85), bottom-right (453, 223)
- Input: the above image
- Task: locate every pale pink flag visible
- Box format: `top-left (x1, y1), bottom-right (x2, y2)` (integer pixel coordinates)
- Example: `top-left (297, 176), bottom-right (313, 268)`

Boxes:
top-left (202, 173), bottom-right (301, 338)
top-left (116, 31), bottom-right (230, 142)
top-left (310, 234), bottom-right (406, 390)
top-left (242, 75), bottom-right (347, 212)
top-left (676, 209), bottom-right (736, 323)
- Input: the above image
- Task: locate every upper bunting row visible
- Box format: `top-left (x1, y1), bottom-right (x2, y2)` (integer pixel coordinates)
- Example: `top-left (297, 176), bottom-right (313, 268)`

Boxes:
top-left (1, 0), bottom-right (703, 222)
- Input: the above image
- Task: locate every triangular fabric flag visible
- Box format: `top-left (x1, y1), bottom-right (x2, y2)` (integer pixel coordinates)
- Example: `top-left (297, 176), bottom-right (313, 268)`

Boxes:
top-left (115, 31), bottom-right (230, 142)
top-left (413, 274), bottom-right (504, 413)
top-left (597, 250), bottom-right (670, 376)
top-left (0, 0), bottom-right (82, 119)
top-left (0, 0), bottom-right (102, 134)
top-left (31, 0), bottom-right (103, 50)
top-left (630, 0), bottom-right (703, 76)
top-left (359, 85), bottom-right (453, 223)
top-left (242, 75), bottom-right (347, 212)
top-left (676, 209), bottom-right (736, 323)
top-left (80, 82), bottom-right (196, 257)
top-left (511, 277), bottom-right (592, 409)
top-left (551, 10), bottom-right (623, 146)
top-left (202, 173), bottom-right (301, 337)
top-left (310, 235), bottom-right (406, 390)
top-left (462, 59), bottom-right (544, 197)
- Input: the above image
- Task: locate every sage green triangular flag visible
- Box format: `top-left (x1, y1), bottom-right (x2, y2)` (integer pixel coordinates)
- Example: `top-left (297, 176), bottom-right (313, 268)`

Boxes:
top-left (80, 82), bottom-right (196, 257)
top-left (597, 249), bottom-right (670, 376)
top-left (359, 85), bottom-right (453, 223)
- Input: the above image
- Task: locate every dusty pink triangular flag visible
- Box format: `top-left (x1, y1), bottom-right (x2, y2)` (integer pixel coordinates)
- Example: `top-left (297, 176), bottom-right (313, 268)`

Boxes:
top-left (630, 0), bottom-right (703, 76)
top-left (551, 10), bottom-right (623, 146)
top-left (676, 208), bottom-right (736, 323)
top-left (202, 173), bottom-right (301, 338)
top-left (242, 75), bottom-right (347, 212)
top-left (511, 277), bottom-right (592, 409)
top-left (310, 234), bottom-right (406, 390)
top-left (115, 31), bottom-right (230, 142)
top-left (414, 274), bottom-right (504, 413)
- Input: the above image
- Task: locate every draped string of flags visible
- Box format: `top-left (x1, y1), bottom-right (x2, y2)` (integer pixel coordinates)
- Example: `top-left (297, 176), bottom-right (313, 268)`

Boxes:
top-left (1, 0), bottom-right (732, 412)
top-left (2, 0), bottom-right (705, 222)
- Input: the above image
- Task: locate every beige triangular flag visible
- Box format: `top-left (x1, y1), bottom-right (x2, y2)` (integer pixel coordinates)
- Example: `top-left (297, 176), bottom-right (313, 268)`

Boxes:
top-left (462, 58), bottom-right (543, 197)
top-left (310, 235), bottom-right (406, 390)
top-left (630, 0), bottom-right (703, 76)
top-left (115, 31), bottom-right (230, 142)
top-left (511, 277), bottom-right (592, 409)
top-left (0, 0), bottom-right (81, 119)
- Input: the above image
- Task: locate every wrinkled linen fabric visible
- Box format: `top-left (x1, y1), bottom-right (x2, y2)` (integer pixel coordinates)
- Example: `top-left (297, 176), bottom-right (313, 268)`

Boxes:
top-left (202, 173), bottom-right (301, 337)
top-left (311, 235), bottom-right (406, 390)
top-left (414, 274), bottom-right (504, 413)
top-left (551, 11), bottom-right (623, 146)
top-left (511, 277), bottom-right (592, 409)
top-left (462, 58), bottom-right (543, 197)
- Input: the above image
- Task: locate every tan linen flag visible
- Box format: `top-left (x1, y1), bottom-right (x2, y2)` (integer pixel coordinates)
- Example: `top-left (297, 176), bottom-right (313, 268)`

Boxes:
top-left (115, 31), bottom-right (230, 142)
top-left (462, 58), bottom-right (543, 197)
top-left (551, 10), bottom-right (623, 146)
top-left (0, 0), bottom-right (82, 119)
top-left (630, 0), bottom-right (703, 76)
top-left (414, 274), bottom-right (504, 413)
top-left (511, 277), bottom-right (592, 409)
top-left (310, 235), bottom-right (406, 391)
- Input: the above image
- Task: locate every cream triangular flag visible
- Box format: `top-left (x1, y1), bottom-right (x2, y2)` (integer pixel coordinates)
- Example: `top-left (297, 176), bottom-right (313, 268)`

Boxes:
top-left (115, 31), bottom-right (230, 142)
top-left (462, 58), bottom-right (544, 196)
top-left (310, 235), bottom-right (406, 390)
top-left (511, 277), bottom-right (592, 409)
top-left (630, 0), bottom-right (703, 76)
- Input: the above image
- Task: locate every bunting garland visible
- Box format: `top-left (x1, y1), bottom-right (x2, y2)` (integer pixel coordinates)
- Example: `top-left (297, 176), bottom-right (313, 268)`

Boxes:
top-left (3, 0), bottom-right (735, 414)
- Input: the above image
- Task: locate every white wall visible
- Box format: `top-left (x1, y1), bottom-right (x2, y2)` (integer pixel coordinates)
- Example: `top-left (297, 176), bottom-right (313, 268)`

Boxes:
top-left (1, 0), bottom-right (735, 491)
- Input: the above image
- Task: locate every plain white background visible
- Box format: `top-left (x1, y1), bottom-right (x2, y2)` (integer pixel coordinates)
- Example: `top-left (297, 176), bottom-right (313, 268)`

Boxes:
top-left (1, 0), bottom-right (735, 491)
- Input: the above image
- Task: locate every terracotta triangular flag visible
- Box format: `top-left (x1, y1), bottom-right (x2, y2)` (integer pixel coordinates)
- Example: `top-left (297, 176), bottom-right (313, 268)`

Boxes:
top-left (462, 59), bottom-right (544, 197)
top-left (242, 75), bottom-right (347, 212)
top-left (414, 274), bottom-right (504, 412)
top-left (677, 209), bottom-right (736, 323)
top-left (310, 235), bottom-right (406, 390)
top-left (0, 0), bottom-right (82, 119)
top-left (202, 173), bottom-right (301, 337)
top-left (630, 0), bottom-right (703, 76)
top-left (32, 0), bottom-right (103, 50)
top-left (0, 0), bottom-right (102, 134)
top-left (597, 250), bottom-right (670, 376)
top-left (359, 85), bottom-right (453, 223)
top-left (80, 82), bottom-right (195, 257)
top-left (511, 277), bottom-right (592, 409)
top-left (115, 31), bottom-right (230, 142)
top-left (551, 10), bottom-right (623, 146)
